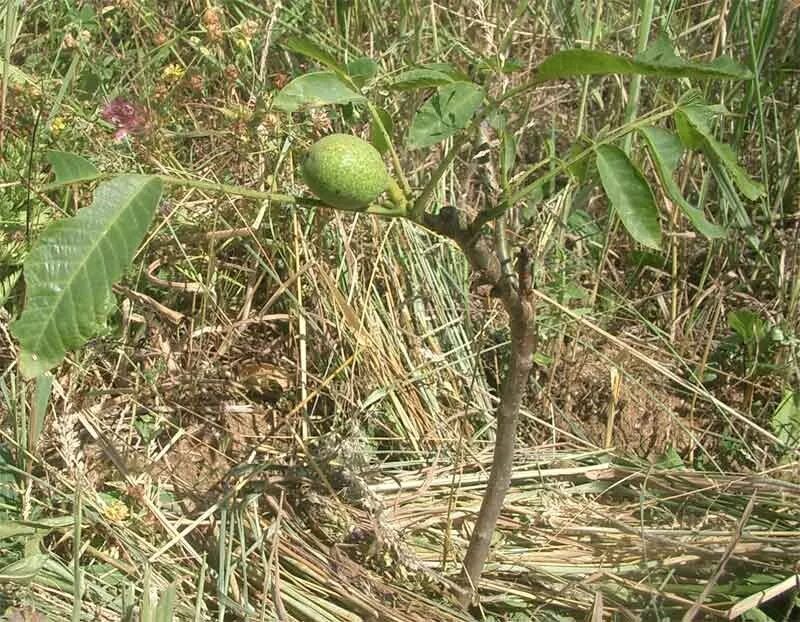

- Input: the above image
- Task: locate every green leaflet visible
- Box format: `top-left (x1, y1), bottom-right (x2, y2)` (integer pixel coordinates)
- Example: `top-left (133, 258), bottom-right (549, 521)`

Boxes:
top-left (639, 126), bottom-right (726, 239)
top-left (536, 35), bottom-right (752, 82)
top-left (677, 100), bottom-right (765, 201)
top-left (408, 82), bottom-right (484, 149)
top-left (11, 175), bottom-right (163, 378)
top-left (388, 68), bottom-right (456, 91)
top-left (596, 145), bottom-right (662, 250)
top-left (44, 151), bottom-right (101, 188)
top-left (281, 35), bottom-right (346, 75)
top-left (273, 71), bottom-right (365, 112)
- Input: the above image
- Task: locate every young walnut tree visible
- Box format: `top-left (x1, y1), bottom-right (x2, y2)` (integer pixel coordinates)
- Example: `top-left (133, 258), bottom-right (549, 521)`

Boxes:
top-left (11, 33), bottom-right (760, 608)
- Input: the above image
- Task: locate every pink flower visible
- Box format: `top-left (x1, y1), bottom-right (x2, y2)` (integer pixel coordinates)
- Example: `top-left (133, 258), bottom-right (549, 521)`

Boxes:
top-left (100, 97), bottom-right (148, 140)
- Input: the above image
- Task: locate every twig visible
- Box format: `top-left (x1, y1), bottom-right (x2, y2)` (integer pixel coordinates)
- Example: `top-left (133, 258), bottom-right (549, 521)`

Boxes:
top-left (156, 174), bottom-right (408, 217)
top-left (682, 494), bottom-right (756, 622)
top-left (412, 130), bottom-right (473, 219)
top-left (726, 574), bottom-right (800, 620)
top-left (366, 101), bottom-right (412, 201)
top-left (113, 284), bottom-right (185, 325)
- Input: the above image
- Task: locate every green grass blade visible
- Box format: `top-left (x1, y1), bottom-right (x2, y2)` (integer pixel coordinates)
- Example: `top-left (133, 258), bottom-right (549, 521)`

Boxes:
top-left (155, 582), bottom-right (177, 622)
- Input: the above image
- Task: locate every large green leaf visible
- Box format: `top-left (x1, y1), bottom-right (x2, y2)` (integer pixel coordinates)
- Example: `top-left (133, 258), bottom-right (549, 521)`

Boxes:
top-left (677, 101), bottom-right (765, 201)
top-left (44, 151), bottom-right (101, 188)
top-left (408, 82), bottom-right (484, 149)
top-left (536, 36), bottom-right (752, 82)
top-left (273, 71), bottom-right (366, 112)
top-left (11, 175), bottom-right (163, 378)
top-left (596, 145), bottom-right (662, 250)
top-left (639, 126), bottom-right (726, 239)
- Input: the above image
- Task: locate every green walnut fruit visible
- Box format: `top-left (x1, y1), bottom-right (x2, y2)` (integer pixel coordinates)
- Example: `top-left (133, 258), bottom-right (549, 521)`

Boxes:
top-left (301, 133), bottom-right (390, 210)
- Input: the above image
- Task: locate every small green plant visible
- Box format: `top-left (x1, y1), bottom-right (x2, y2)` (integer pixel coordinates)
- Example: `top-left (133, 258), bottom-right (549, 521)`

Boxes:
top-left (727, 309), bottom-right (781, 377)
top-left (9, 30), bottom-right (763, 607)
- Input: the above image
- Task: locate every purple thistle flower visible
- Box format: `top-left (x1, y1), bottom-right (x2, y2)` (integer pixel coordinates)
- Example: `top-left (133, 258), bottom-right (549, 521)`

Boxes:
top-left (101, 97), bottom-right (148, 140)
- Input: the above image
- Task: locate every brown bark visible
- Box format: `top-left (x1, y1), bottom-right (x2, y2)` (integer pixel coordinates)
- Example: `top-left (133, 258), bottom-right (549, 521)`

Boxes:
top-left (459, 294), bottom-right (535, 599)
top-left (423, 208), bottom-right (536, 606)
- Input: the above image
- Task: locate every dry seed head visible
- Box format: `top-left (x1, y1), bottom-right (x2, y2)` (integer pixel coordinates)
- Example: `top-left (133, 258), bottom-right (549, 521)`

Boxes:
top-left (310, 108), bottom-right (332, 136)
top-left (202, 6), bottom-right (222, 27)
top-left (224, 64), bottom-right (240, 82)
top-left (189, 73), bottom-right (204, 91)
top-left (203, 6), bottom-right (224, 41)
top-left (56, 410), bottom-right (86, 479)
top-left (241, 19), bottom-right (259, 39)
